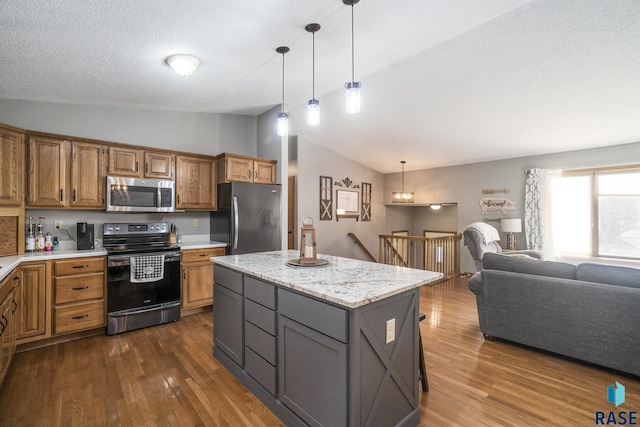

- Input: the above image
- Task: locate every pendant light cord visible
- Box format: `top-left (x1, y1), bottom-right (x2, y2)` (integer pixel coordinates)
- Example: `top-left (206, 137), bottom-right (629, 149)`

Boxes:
top-left (350, 4), bottom-right (355, 82)
top-left (312, 31), bottom-right (316, 99)
top-left (281, 52), bottom-right (285, 113)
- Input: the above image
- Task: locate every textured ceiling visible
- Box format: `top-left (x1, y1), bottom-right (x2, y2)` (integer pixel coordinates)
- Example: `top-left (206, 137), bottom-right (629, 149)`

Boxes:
top-left (2, 0), bottom-right (640, 173)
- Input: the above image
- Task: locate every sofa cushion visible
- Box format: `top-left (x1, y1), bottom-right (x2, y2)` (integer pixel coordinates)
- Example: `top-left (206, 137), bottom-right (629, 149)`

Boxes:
top-left (576, 263), bottom-right (640, 288)
top-left (483, 252), bottom-right (576, 279)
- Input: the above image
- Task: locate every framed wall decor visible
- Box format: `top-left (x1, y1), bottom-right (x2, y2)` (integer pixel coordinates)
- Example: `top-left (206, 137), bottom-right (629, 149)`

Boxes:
top-left (361, 182), bottom-right (371, 221)
top-left (337, 190), bottom-right (359, 213)
top-left (319, 176), bottom-right (333, 220)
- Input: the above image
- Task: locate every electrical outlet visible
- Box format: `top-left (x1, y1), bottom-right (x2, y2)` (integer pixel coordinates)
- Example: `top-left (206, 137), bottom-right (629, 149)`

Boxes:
top-left (54, 220), bottom-right (63, 229)
top-left (193, 219), bottom-right (199, 227)
top-left (386, 318), bottom-right (396, 344)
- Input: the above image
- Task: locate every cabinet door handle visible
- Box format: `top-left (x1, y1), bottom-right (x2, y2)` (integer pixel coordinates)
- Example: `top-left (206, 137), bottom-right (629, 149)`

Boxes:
top-left (72, 286), bottom-right (89, 290)
top-left (12, 276), bottom-right (20, 290)
top-left (247, 170), bottom-right (251, 179)
top-left (73, 189), bottom-right (77, 202)
top-left (183, 269), bottom-right (187, 280)
top-left (0, 315), bottom-right (5, 336)
top-left (72, 314), bottom-right (89, 320)
top-left (72, 264), bottom-right (90, 269)
top-left (11, 298), bottom-right (17, 314)
top-left (145, 163), bottom-right (149, 174)
top-left (135, 161), bottom-right (139, 172)
top-left (198, 253), bottom-right (209, 257)
top-left (60, 188), bottom-right (64, 201)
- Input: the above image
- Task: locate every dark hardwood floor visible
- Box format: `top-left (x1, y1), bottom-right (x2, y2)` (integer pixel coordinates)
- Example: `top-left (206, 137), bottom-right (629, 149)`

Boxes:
top-left (1, 277), bottom-right (638, 426)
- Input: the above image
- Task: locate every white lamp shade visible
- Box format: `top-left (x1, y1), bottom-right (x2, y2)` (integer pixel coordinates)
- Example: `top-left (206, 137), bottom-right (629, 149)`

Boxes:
top-left (277, 112), bottom-right (289, 137)
top-left (345, 82), bottom-right (361, 113)
top-left (307, 99), bottom-right (320, 126)
top-left (501, 218), bottom-right (522, 233)
top-left (167, 54), bottom-right (200, 77)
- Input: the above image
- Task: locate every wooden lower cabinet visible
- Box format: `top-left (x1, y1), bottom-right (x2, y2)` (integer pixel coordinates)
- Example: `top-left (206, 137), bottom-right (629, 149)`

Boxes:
top-left (181, 247), bottom-right (226, 310)
top-left (52, 256), bottom-right (106, 335)
top-left (0, 270), bottom-right (19, 386)
top-left (16, 261), bottom-right (49, 343)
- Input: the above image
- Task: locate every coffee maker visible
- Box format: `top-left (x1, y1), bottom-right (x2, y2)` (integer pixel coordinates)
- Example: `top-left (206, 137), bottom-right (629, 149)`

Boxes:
top-left (77, 222), bottom-right (95, 250)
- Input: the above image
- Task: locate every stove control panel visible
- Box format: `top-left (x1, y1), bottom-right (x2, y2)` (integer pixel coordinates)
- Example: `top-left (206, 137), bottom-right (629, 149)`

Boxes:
top-left (103, 222), bottom-right (169, 235)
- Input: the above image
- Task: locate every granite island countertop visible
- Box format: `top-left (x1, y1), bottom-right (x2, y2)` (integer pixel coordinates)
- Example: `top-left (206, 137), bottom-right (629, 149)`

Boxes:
top-left (212, 250), bottom-right (443, 309)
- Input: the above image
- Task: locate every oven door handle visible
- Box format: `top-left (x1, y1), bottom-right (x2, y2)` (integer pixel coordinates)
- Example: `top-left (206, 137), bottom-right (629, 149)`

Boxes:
top-left (232, 196), bottom-right (239, 250)
top-left (107, 252), bottom-right (181, 267)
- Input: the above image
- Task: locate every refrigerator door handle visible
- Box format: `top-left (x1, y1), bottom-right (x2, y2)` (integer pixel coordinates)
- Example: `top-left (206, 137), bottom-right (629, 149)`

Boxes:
top-left (233, 196), bottom-right (239, 250)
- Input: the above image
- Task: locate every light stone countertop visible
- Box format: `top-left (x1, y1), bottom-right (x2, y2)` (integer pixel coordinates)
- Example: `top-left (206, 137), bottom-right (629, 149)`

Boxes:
top-left (0, 248), bottom-right (108, 281)
top-left (212, 250), bottom-right (443, 309)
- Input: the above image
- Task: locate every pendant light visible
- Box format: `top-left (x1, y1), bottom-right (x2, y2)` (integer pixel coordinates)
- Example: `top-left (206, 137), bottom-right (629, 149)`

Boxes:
top-left (392, 161), bottom-right (415, 203)
top-left (276, 46), bottom-right (290, 137)
top-left (306, 23), bottom-right (321, 126)
top-left (343, 0), bottom-right (361, 114)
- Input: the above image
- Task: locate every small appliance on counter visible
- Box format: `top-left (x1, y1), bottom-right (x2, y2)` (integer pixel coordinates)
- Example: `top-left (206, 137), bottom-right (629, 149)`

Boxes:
top-left (77, 222), bottom-right (95, 250)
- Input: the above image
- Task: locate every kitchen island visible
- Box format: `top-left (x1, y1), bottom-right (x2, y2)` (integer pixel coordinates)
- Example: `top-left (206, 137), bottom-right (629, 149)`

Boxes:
top-left (211, 250), bottom-right (442, 427)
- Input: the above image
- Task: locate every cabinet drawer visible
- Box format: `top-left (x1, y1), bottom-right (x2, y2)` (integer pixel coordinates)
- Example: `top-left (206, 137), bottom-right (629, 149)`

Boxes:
top-left (214, 266), bottom-right (243, 294)
top-left (54, 257), bottom-right (104, 276)
top-left (245, 321), bottom-right (276, 365)
top-left (54, 273), bottom-right (104, 304)
top-left (245, 347), bottom-right (277, 396)
top-left (245, 299), bottom-right (276, 335)
top-left (182, 247), bottom-right (225, 263)
top-left (279, 289), bottom-right (348, 343)
top-left (245, 276), bottom-right (276, 309)
top-left (54, 300), bottom-right (105, 335)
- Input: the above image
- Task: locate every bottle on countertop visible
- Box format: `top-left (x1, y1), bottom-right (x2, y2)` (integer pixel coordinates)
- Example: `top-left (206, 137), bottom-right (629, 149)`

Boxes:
top-left (52, 236), bottom-right (59, 250)
top-left (26, 216), bottom-right (35, 252)
top-left (45, 232), bottom-right (53, 251)
top-left (35, 217), bottom-right (45, 252)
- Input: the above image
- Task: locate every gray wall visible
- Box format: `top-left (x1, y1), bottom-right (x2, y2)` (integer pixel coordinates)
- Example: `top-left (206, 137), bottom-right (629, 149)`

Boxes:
top-left (297, 139), bottom-right (385, 261)
top-left (0, 98), bottom-right (256, 156)
top-left (384, 141), bottom-right (640, 272)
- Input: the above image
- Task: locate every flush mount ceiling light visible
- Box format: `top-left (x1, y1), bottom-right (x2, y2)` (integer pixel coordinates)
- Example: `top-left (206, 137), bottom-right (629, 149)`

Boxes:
top-left (392, 161), bottom-right (415, 204)
top-left (306, 23), bottom-right (321, 127)
top-left (276, 46), bottom-right (290, 137)
top-left (343, 0), bottom-right (361, 114)
top-left (166, 54), bottom-right (200, 78)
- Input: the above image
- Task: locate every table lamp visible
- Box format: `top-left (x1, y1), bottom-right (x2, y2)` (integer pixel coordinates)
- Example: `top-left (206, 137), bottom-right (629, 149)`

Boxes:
top-left (501, 218), bottom-right (522, 251)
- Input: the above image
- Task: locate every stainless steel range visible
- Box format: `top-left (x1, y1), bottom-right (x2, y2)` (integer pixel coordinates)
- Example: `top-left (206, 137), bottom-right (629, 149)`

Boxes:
top-left (103, 222), bottom-right (181, 335)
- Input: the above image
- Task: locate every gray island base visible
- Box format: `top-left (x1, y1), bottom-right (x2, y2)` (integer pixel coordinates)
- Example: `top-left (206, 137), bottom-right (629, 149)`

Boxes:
top-left (212, 250), bottom-right (442, 427)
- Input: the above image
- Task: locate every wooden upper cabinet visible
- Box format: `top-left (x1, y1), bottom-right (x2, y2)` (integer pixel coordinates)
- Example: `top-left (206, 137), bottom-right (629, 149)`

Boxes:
top-left (176, 155), bottom-right (216, 210)
top-left (0, 124), bottom-right (25, 207)
top-left (27, 135), bottom-right (68, 208)
top-left (144, 151), bottom-right (174, 179)
top-left (216, 153), bottom-right (277, 185)
top-left (108, 146), bottom-right (142, 177)
top-left (27, 135), bottom-right (106, 209)
top-left (108, 146), bottom-right (174, 179)
top-left (70, 141), bottom-right (106, 208)
top-left (254, 158), bottom-right (277, 184)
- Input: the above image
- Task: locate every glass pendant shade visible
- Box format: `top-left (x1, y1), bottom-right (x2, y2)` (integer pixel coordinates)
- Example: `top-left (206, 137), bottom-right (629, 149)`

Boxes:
top-left (345, 82), bottom-right (361, 113)
top-left (307, 99), bottom-right (320, 126)
top-left (277, 112), bottom-right (289, 137)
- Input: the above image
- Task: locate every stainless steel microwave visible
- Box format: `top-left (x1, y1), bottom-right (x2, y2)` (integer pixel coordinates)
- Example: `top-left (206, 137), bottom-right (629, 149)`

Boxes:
top-left (106, 176), bottom-right (175, 212)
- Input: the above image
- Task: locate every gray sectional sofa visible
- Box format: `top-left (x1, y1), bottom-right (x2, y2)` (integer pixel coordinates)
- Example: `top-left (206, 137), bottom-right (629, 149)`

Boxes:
top-left (469, 252), bottom-right (640, 376)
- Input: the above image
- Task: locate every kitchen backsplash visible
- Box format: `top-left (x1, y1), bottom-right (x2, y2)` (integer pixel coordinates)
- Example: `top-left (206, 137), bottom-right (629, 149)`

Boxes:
top-left (25, 209), bottom-right (211, 246)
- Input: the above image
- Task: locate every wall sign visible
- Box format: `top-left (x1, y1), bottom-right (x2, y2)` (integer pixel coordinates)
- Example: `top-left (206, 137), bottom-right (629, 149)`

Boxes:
top-left (479, 197), bottom-right (517, 215)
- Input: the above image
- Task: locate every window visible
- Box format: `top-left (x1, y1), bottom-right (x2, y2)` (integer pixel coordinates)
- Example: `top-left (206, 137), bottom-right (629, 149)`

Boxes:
top-left (550, 167), bottom-right (640, 260)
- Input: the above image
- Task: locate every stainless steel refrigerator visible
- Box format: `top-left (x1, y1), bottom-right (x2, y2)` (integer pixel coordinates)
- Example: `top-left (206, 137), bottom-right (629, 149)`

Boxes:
top-left (210, 182), bottom-right (282, 254)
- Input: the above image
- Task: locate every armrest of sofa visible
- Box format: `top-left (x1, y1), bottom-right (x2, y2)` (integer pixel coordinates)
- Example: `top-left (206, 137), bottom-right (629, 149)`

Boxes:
top-left (468, 271), bottom-right (483, 295)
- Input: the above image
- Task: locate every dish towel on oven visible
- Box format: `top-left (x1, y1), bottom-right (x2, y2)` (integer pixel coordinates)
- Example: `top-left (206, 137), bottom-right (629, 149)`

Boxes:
top-left (130, 254), bottom-right (165, 283)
